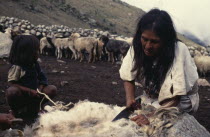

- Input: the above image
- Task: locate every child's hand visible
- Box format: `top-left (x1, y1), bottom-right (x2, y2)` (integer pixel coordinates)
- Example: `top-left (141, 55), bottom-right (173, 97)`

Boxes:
top-left (39, 85), bottom-right (45, 92)
top-left (0, 113), bottom-right (15, 130)
top-left (29, 89), bottom-right (40, 97)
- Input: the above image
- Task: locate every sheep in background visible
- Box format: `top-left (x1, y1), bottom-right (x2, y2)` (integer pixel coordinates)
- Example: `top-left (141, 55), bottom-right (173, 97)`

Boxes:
top-left (106, 39), bottom-right (130, 63)
top-left (70, 33), bottom-right (101, 63)
top-left (96, 39), bottom-right (105, 61)
top-left (115, 36), bottom-right (133, 46)
top-left (99, 35), bottom-right (109, 61)
top-left (49, 36), bottom-right (76, 59)
top-left (99, 35), bottom-right (131, 63)
top-left (39, 37), bottom-right (55, 56)
top-left (0, 28), bottom-right (13, 58)
top-left (194, 50), bottom-right (210, 77)
top-left (50, 38), bottom-right (63, 59)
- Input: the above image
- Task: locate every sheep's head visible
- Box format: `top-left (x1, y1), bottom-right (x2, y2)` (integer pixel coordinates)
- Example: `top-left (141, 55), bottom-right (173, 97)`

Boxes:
top-left (69, 33), bottom-right (80, 41)
top-left (194, 50), bottom-right (202, 57)
top-left (97, 39), bottom-right (104, 47)
top-left (5, 28), bottom-right (12, 34)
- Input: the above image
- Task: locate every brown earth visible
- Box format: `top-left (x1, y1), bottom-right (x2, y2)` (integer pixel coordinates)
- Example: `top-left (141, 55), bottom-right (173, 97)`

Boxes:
top-left (0, 55), bottom-right (210, 132)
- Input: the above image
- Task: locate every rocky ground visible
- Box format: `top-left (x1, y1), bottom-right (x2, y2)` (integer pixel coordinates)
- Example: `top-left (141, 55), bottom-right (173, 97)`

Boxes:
top-left (0, 55), bottom-right (210, 132)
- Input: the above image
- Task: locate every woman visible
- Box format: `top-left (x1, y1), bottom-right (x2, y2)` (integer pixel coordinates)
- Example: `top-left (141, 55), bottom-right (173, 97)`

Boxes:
top-left (119, 9), bottom-right (199, 126)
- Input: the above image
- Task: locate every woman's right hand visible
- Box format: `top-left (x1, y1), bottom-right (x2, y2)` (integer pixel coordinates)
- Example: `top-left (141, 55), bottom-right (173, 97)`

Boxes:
top-left (0, 114), bottom-right (15, 130)
top-left (126, 99), bottom-right (136, 108)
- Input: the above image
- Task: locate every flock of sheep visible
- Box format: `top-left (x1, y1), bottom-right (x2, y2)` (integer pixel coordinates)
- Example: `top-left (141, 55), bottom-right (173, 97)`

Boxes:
top-left (0, 16), bottom-right (210, 76)
top-left (39, 32), bottom-right (131, 63)
top-left (38, 32), bottom-right (210, 77)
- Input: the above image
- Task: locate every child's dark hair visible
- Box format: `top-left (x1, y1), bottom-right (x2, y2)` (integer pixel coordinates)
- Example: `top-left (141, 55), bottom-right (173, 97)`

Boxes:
top-left (9, 35), bottom-right (40, 66)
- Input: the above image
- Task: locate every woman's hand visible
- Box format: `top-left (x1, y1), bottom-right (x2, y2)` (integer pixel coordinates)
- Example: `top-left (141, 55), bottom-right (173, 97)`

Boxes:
top-left (0, 113), bottom-right (15, 130)
top-left (130, 114), bottom-right (150, 126)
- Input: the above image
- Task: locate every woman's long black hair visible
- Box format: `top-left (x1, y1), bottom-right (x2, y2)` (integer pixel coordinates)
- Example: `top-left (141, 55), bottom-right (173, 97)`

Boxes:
top-left (9, 35), bottom-right (40, 67)
top-left (132, 9), bottom-right (177, 97)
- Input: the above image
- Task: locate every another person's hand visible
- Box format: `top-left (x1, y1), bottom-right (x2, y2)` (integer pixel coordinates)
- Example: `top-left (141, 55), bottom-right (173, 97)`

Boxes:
top-left (39, 85), bottom-right (45, 92)
top-left (130, 114), bottom-right (150, 126)
top-left (0, 113), bottom-right (15, 130)
top-left (29, 89), bottom-right (40, 98)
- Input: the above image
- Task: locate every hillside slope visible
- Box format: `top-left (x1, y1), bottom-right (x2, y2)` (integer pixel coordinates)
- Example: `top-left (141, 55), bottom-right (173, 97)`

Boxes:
top-left (0, 0), bottom-right (144, 36)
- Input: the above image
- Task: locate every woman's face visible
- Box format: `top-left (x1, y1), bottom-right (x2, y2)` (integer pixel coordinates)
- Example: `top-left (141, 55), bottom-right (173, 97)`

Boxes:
top-left (141, 30), bottom-right (163, 57)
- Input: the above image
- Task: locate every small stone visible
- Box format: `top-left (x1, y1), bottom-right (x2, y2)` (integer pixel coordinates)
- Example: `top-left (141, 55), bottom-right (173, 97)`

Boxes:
top-left (135, 82), bottom-right (143, 87)
top-left (60, 71), bottom-right (65, 74)
top-left (91, 66), bottom-right (96, 69)
top-left (52, 69), bottom-right (59, 73)
top-left (37, 58), bottom-right (42, 63)
top-left (57, 60), bottom-right (66, 63)
top-left (60, 81), bottom-right (68, 86)
top-left (112, 82), bottom-right (118, 85)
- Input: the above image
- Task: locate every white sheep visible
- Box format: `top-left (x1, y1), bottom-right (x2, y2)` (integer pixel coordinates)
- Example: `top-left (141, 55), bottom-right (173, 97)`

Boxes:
top-left (194, 50), bottom-right (210, 77)
top-left (0, 28), bottom-right (13, 58)
top-left (70, 33), bottom-right (103, 63)
top-left (50, 37), bottom-right (77, 59)
top-left (39, 37), bottom-right (54, 55)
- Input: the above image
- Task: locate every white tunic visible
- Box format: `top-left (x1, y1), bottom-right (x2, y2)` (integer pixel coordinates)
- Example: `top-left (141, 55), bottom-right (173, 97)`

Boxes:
top-left (119, 42), bottom-right (199, 113)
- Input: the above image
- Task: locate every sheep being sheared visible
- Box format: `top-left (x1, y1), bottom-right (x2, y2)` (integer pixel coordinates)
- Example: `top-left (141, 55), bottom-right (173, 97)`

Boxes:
top-left (22, 99), bottom-right (210, 137)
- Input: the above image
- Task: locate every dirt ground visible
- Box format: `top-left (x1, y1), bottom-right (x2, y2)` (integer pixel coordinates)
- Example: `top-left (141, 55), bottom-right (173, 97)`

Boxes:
top-left (0, 55), bottom-right (210, 132)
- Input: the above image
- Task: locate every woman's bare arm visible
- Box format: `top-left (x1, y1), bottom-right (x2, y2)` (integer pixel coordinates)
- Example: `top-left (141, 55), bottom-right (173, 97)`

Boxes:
top-left (124, 81), bottom-right (136, 107)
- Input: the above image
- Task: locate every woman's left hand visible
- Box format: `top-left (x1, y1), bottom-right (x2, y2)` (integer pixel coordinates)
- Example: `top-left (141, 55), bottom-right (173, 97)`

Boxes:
top-left (130, 114), bottom-right (150, 126)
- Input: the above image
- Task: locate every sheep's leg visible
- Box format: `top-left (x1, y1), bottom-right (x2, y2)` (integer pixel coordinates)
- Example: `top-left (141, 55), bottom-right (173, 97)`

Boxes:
top-left (93, 54), bottom-right (96, 63)
top-left (57, 48), bottom-right (62, 59)
top-left (75, 51), bottom-right (78, 60)
top-left (111, 52), bottom-right (115, 64)
top-left (69, 46), bottom-right (77, 60)
top-left (55, 48), bottom-right (58, 57)
top-left (64, 49), bottom-right (69, 58)
top-left (121, 54), bottom-right (124, 61)
top-left (79, 51), bottom-right (83, 62)
top-left (108, 52), bottom-right (111, 62)
top-left (88, 48), bottom-right (94, 63)
top-left (40, 45), bottom-right (46, 55)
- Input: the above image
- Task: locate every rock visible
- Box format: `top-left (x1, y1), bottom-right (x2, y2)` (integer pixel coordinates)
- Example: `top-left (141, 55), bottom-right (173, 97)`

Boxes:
top-left (30, 29), bottom-right (36, 35)
top-left (57, 59), bottom-right (66, 63)
top-left (112, 81), bottom-right (118, 85)
top-left (52, 69), bottom-right (59, 73)
top-left (165, 113), bottom-right (210, 137)
top-left (36, 32), bottom-right (42, 37)
top-left (116, 61), bottom-right (122, 65)
top-left (37, 58), bottom-right (42, 63)
top-left (60, 81), bottom-right (68, 86)
top-left (135, 82), bottom-right (143, 87)
top-left (91, 66), bottom-right (96, 69)
top-left (60, 71), bottom-right (65, 74)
